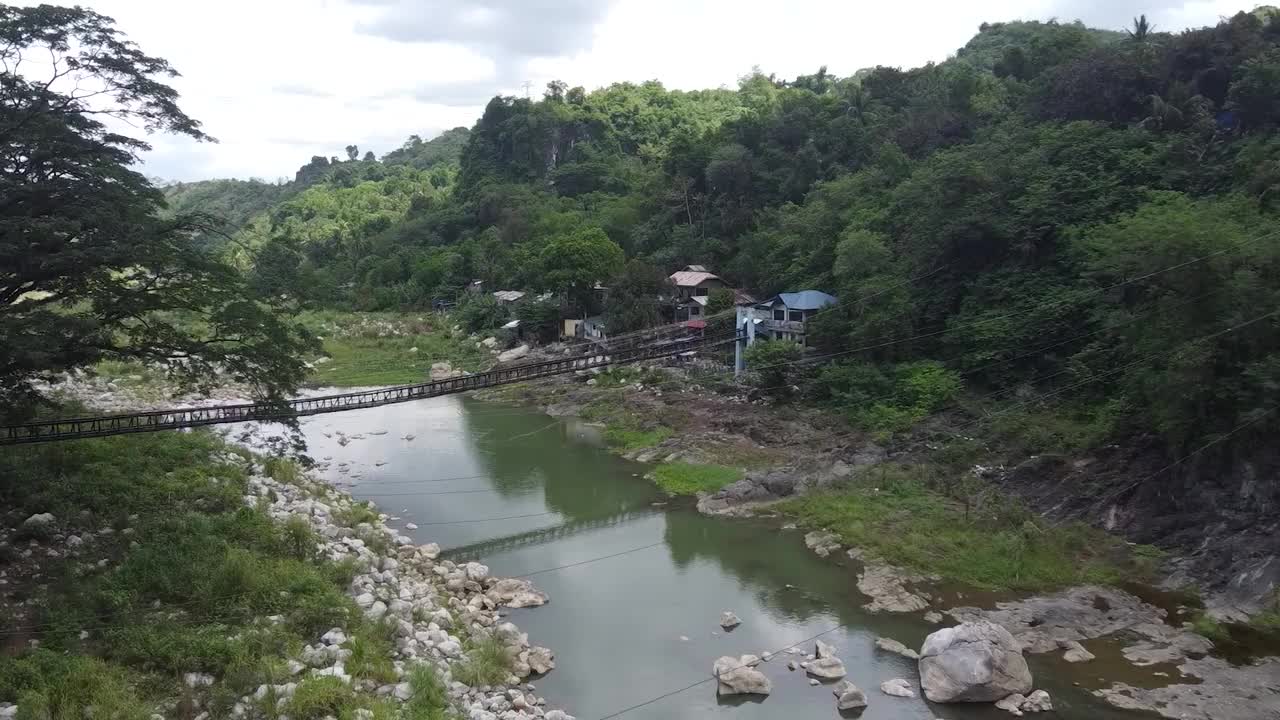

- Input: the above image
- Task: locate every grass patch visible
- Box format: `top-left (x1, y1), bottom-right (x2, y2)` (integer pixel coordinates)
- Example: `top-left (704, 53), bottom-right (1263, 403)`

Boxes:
top-left (284, 677), bottom-right (361, 720)
top-left (776, 463), bottom-right (1147, 592)
top-left (0, 651), bottom-right (149, 720)
top-left (300, 311), bottom-right (488, 387)
top-left (650, 463), bottom-right (743, 496)
top-left (335, 500), bottom-right (381, 528)
top-left (453, 633), bottom-right (513, 687)
top-left (403, 664), bottom-right (453, 720)
top-left (603, 426), bottom-right (672, 451)
top-left (0, 429), bottom-right (360, 708)
top-left (263, 456), bottom-right (303, 485)
top-left (346, 622), bottom-right (398, 684)
top-left (581, 396), bottom-right (676, 452)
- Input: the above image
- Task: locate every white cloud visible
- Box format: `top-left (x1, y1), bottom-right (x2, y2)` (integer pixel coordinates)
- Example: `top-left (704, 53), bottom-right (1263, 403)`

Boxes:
top-left (49, 0), bottom-right (1254, 181)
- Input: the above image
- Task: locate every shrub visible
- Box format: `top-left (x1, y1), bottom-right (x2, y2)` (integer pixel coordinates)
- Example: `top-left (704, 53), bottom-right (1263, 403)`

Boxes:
top-left (744, 339), bottom-right (803, 396)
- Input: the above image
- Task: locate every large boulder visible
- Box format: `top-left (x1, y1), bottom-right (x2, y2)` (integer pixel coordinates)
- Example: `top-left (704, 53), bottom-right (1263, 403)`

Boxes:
top-left (713, 655), bottom-right (772, 696)
top-left (918, 621), bottom-right (1033, 703)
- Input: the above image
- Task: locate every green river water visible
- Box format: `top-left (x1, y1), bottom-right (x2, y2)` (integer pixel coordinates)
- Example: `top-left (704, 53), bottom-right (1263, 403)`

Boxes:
top-left (299, 395), bottom-right (1153, 720)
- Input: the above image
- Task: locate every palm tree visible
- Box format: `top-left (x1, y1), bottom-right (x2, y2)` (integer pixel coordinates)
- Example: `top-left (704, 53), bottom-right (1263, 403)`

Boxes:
top-left (1127, 14), bottom-right (1155, 42)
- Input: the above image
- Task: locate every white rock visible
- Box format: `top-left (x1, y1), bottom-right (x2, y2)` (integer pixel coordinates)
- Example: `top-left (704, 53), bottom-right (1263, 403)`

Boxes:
top-left (22, 513), bottom-right (55, 530)
top-left (405, 523), bottom-right (418, 530)
top-left (720, 611), bottom-right (742, 630)
top-left (1022, 689), bottom-right (1052, 713)
top-left (880, 678), bottom-right (915, 698)
top-left (465, 562), bottom-right (490, 582)
top-left (497, 345), bottom-right (530, 363)
top-left (184, 672), bottom-right (215, 688)
top-left (875, 636), bottom-right (920, 659)
top-left (833, 680), bottom-right (868, 710)
top-left (366, 601), bottom-right (388, 620)
top-left (919, 621), bottom-right (1033, 703)
top-left (815, 639), bottom-right (837, 659)
top-left (320, 629), bottom-right (347, 646)
top-left (712, 656), bottom-right (772, 696)
top-left (996, 693), bottom-right (1027, 715)
top-left (805, 658), bottom-right (846, 680)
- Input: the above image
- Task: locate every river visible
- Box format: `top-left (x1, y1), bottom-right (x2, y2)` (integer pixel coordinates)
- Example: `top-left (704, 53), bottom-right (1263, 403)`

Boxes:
top-left (295, 395), bottom-right (1144, 720)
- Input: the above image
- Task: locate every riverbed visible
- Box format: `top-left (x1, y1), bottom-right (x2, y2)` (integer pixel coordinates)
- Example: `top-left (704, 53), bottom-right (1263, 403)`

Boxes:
top-left (295, 395), bottom-right (1146, 720)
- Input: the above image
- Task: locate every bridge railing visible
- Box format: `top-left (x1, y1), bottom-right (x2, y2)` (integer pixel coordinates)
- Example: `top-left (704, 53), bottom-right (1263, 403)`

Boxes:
top-left (2, 331), bottom-right (741, 445)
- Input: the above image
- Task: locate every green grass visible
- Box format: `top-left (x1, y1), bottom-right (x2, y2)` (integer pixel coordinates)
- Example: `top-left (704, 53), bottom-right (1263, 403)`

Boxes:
top-left (581, 396), bottom-right (676, 452)
top-left (335, 500), bottom-right (381, 527)
top-left (603, 426), bottom-right (673, 451)
top-left (453, 633), bottom-right (513, 687)
top-left (299, 310), bottom-right (489, 387)
top-left (0, 652), bottom-right (149, 720)
top-left (776, 464), bottom-right (1148, 592)
top-left (403, 665), bottom-right (454, 720)
top-left (0, 429), bottom-right (360, 708)
top-left (346, 623), bottom-right (399, 684)
top-left (650, 462), bottom-right (743, 496)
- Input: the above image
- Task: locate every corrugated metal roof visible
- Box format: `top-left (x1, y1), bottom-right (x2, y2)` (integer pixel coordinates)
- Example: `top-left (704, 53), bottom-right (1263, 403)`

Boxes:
top-left (493, 290), bottom-right (526, 302)
top-left (669, 271), bottom-right (721, 287)
top-left (758, 290), bottom-right (838, 311)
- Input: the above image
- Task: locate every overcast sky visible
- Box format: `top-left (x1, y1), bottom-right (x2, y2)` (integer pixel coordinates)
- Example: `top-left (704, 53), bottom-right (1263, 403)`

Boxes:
top-left (48, 0), bottom-right (1253, 182)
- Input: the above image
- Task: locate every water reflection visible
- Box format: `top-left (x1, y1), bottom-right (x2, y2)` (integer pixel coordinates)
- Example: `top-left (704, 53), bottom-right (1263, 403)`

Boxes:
top-left (297, 396), bottom-right (1143, 720)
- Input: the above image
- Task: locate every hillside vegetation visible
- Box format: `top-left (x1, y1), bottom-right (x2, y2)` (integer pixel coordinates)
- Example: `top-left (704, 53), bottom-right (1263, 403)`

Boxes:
top-left (188, 12), bottom-right (1280, 466)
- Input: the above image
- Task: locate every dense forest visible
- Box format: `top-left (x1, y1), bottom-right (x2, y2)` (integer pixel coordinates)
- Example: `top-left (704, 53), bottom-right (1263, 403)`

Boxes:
top-left (183, 9), bottom-right (1280, 458)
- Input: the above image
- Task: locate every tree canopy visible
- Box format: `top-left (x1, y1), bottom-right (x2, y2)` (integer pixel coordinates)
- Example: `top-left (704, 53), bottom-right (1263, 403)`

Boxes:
top-left (0, 4), bottom-right (316, 411)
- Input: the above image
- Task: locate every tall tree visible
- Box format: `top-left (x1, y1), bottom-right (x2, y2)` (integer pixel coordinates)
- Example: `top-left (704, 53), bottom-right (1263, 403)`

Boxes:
top-left (0, 4), bottom-right (316, 412)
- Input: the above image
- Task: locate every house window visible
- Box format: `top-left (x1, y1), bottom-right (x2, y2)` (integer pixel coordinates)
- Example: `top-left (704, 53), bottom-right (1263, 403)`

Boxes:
top-left (694, 287), bottom-right (709, 297)
top-left (773, 309), bottom-right (786, 321)
top-left (789, 310), bottom-right (804, 322)
top-left (690, 306), bottom-right (701, 316)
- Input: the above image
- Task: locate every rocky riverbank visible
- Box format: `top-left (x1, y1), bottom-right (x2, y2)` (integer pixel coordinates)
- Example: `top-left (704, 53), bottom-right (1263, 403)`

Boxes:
top-left (238, 457), bottom-right (575, 720)
top-left (6, 375), bottom-right (576, 720)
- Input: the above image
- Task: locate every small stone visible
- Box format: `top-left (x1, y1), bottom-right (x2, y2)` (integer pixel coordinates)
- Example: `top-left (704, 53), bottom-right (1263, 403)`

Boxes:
top-left (924, 611), bottom-right (944, 624)
top-left (880, 678), bottom-right (915, 698)
top-left (833, 680), bottom-right (868, 710)
top-left (720, 611), bottom-right (742, 630)
top-left (1059, 640), bottom-right (1095, 663)
top-left (405, 523), bottom-right (418, 530)
top-left (809, 679), bottom-right (820, 686)
top-left (996, 693), bottom-right (1028, 715)
top-left (1021, 690), bottom-right (1052, 713)
top-left (806, 657), bottom-right (846, 680)
top-left (875, 636), bottom-right (920, 660)
top-left (787, 661), bottom-right (798, 671)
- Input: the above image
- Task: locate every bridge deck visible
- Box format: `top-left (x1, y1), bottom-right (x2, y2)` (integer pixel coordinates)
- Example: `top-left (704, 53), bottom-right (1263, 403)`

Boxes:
top-left (1, 332), bottom-right (738, 446)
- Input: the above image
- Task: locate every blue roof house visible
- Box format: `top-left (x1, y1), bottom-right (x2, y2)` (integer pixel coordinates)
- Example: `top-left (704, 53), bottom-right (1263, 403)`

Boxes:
top-left (754, 290), bottom-right (837, 345)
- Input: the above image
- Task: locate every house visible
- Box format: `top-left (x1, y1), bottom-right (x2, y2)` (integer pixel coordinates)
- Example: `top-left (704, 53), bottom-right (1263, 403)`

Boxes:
top-left (753, 290), bottom-right (837, 345)
top-left (675, 295), bottom-right (708, 322)
top-left (668, 265), bottom-right (727, 300)
top-left (563, 316), bottom-right (607, 340)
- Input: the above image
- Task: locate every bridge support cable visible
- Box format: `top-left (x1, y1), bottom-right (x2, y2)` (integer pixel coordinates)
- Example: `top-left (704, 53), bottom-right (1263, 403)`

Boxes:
top-left (2, 332), bottom-right (742, 446)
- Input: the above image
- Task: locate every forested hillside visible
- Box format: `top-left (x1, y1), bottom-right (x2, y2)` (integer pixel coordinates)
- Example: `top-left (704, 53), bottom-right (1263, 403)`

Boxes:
top-left (191, 10), bottom-right (1280, 460)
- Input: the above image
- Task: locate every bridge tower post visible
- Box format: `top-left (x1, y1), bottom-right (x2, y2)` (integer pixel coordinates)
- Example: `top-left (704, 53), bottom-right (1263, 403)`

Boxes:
top-left (734, 306), bottom-right (756, 378)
